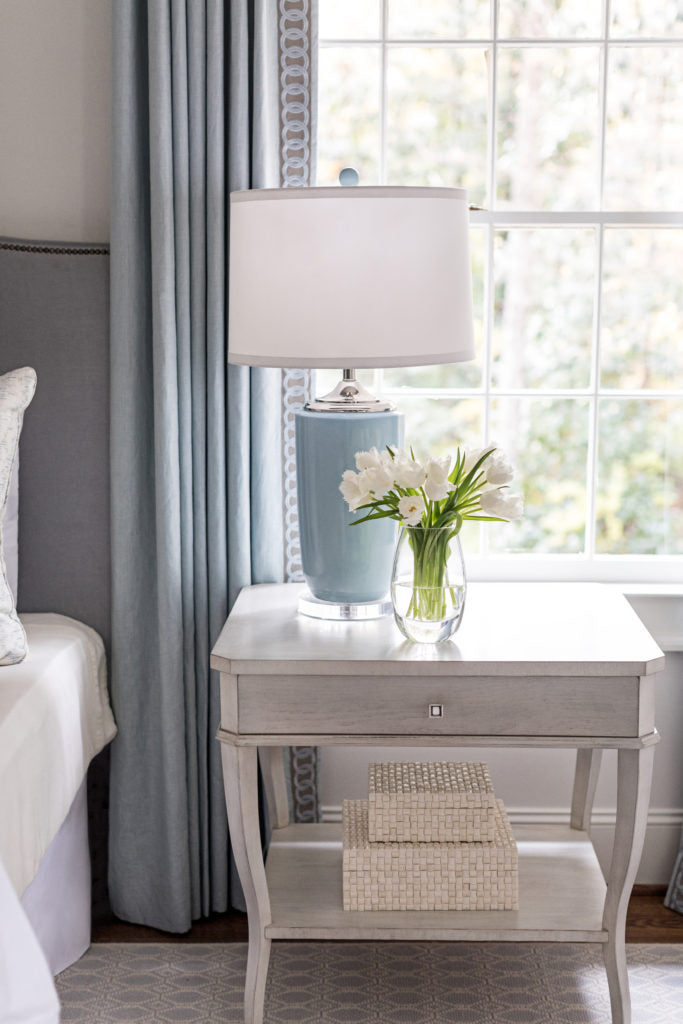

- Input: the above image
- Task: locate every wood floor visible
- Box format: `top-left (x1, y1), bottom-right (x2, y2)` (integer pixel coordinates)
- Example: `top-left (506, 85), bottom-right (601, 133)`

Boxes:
top-left (624, 886), bottom-right (683, 942)
top-left (92, 885), bottom-right (682, 944)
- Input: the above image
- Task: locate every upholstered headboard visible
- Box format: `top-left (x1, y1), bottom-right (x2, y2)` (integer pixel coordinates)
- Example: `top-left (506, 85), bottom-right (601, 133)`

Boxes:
top-left (0, 238), bottom-right (110, 650)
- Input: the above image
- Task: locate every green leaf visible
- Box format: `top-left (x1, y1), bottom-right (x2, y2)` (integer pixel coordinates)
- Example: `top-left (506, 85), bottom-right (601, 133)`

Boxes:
top-left (459, 449), bottom-right (494, 492)
top-left (350, 509), bottom-right (400, 526)
top-left (441, 491), bottom-right (458, 514)
top-left (353, 500), bottom-right (385, 513)
top-left (462, 514), bottom-right (508, 523)
top-left (449, 447), bottom-right (464, 484)
top-left (455, 497), bottom-right (482, 513)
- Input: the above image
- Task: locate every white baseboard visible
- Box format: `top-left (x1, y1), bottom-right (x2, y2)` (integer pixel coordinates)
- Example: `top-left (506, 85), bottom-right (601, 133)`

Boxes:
top-left (319, 805), bottom-right (683, 885)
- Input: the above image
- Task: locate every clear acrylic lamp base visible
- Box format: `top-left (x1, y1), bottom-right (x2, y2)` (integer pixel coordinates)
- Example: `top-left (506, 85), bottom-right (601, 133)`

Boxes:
top-left (297, 589), bottom-right (392, 621)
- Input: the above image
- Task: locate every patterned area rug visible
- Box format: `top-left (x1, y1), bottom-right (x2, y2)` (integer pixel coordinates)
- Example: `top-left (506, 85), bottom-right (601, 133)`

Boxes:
top-left (56, 942), bottom-right (683, 1023)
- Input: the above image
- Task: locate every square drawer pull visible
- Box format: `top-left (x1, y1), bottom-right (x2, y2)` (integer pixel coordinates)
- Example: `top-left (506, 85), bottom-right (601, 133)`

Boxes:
top-left (429, 704), bottom-right (444, 718)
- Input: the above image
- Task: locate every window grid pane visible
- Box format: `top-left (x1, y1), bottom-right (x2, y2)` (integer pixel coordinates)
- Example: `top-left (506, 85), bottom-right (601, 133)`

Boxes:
top-left (316, 6), bottom-right (683, 569)
top-left (498, 0), bottom-right (602, 38)
top-left (604, 47), bottom-right (683, 210)
top-left (492, 227), bottom-right (596, 390)
top-left (496, 47), bottom-right (602, 209)
top-left (385, 46), bottom-right (489, 204)
top-left (388, 0), bottom-right (492, 40)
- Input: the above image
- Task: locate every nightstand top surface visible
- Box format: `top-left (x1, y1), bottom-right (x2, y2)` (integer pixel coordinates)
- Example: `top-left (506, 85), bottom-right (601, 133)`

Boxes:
top-left (210, 582), bottom-right (664, 678)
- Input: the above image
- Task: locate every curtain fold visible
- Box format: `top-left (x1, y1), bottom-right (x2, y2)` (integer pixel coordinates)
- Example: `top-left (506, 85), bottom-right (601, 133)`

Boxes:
top-left (109, 0), bottom-right (282, 932)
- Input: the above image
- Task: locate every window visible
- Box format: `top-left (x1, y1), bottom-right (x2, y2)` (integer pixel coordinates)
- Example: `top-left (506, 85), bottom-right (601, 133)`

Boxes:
top-left (315, 0), bottom-right (683, 580)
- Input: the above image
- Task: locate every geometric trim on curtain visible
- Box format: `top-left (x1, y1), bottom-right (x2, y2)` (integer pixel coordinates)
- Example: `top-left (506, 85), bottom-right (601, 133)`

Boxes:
top-left (664, 826), bottom-right (683, 915)
top-left (279, 0), bottom-right (320, 824)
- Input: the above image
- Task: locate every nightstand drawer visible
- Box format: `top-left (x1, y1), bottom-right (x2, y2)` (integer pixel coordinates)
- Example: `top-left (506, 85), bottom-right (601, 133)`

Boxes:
top-left (235, 673), bottom-right (644, 737)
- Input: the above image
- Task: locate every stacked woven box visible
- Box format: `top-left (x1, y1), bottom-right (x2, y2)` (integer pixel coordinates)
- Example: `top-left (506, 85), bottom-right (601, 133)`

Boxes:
top-left (342, 761), bottom-right (519, 912)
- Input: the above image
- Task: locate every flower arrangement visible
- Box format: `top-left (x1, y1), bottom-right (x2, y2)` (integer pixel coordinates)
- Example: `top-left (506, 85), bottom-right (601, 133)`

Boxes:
top-left (339, 444), bottom-right (523, 531)
top-left (340, 444), bottom-right (523, 638)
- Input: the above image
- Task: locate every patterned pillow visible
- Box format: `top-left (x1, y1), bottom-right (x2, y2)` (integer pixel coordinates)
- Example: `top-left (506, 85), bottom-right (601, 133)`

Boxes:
top-left (4, 450), bottom-right (19, 600)
top-left (0, 368), bottom-right (37, 665)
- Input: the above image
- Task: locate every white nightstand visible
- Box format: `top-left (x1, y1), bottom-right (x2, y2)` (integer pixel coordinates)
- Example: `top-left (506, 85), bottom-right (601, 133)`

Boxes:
top-left (212, 581), bottom-right (664, 1024)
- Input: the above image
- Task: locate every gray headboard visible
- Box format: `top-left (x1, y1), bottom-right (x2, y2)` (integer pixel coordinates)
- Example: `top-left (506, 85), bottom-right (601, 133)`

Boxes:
top-left (0, 238), bottom-right (111, 650)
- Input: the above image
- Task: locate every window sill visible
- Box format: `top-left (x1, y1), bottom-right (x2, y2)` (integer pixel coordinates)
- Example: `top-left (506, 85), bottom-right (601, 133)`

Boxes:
top-left (465, 565), bottom-right (683, 652)
top-left (617, 587), bottom-right (683, 653)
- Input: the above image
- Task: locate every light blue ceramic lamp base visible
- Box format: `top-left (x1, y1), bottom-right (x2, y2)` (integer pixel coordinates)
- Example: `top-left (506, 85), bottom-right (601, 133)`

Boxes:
top-left (295, 408), bottom-right (403, 609)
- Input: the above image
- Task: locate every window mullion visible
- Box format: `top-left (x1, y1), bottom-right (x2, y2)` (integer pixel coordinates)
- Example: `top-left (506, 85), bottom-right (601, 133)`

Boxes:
top-left (486, 0), bottom-right (499, 211)
top-left (377, 0), bottom-right (388, 396)
top-left (479, 0), bottom-right (500, 559)
top-left (586, 225), bottom-right (605, 562)
top-left (585, 0), bottom-right (610, 561)
top-left (480, 221), bottom-right (494, 560)
top-left (599, 0), bottom-right (611, 209)
top-left (379, 0), bottom-right (388, 184)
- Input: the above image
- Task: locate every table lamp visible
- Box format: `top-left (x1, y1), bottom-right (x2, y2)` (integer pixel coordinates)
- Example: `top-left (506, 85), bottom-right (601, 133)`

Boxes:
top-left (228, 184), bottom-right (474, 618)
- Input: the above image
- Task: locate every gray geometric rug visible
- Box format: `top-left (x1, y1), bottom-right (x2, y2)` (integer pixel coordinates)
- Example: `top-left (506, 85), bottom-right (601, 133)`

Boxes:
top-left (56, 943), bottom-right (683, 1024)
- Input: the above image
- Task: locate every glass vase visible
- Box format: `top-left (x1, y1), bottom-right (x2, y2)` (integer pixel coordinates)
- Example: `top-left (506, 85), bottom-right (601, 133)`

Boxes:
top-left (391, 525), bottom-right (467, 643)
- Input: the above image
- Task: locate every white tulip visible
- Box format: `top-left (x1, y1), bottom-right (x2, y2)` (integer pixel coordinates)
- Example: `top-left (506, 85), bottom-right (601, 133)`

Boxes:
top-left (479, 489), bottom-right (524, 519)
top-left (392, 451), bottom-right (426, 489)
top-left (355, 447), bottom-right (391, 472)
top-left (423, 455), bottom-right (455, 501)
top-left (360, 464), bottom-right (395, 498)
top-left (461, 445), bottom-right (495, 477)
top-left (485, 450), bottom-right (515, 486)
top-left (398, 494), bottom-right (426, 526)
top-left (339, 470), bottom-right (372, 511)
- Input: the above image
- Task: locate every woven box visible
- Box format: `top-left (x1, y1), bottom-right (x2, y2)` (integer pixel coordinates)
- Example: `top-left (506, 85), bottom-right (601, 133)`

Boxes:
top-left (368, 761), bottom-right (497, 843)
top-left (343, 799), bottom-right (518, 912)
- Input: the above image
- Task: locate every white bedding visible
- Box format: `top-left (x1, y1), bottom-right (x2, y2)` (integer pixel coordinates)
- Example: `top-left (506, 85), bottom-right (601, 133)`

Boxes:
top-left (0, 614), bottom-right (117, 896)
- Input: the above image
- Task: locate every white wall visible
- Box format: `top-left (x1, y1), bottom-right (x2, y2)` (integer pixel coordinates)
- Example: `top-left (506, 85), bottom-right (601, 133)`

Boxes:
top-left (321, 619), bottom-right (683, 885)
top-left (0, 0), bottom-right (111, 243)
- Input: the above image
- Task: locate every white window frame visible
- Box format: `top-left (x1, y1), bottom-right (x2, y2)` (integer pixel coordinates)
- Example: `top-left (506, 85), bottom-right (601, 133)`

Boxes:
top-left (317, 0), bottom-right (683, 584)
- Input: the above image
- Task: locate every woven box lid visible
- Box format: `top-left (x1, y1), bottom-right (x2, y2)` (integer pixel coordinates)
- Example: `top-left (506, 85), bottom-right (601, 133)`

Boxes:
top-left (368, 761), bottom-right (497, 843)
top-left (343, 798), bottom-right (518, 912)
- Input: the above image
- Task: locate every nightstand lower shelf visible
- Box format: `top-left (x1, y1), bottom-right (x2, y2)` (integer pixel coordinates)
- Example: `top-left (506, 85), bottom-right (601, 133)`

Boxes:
top-left (265, 822), bottom-right (608, 942)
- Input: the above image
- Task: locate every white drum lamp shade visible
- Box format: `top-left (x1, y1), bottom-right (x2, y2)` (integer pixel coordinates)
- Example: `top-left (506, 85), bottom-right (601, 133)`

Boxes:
top-left (228, 186), bottom-right (474, 369)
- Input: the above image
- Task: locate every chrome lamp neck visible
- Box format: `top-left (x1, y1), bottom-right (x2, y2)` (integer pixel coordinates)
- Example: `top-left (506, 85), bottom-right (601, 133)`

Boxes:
top-left (306, 368), bottom-right (394, 414)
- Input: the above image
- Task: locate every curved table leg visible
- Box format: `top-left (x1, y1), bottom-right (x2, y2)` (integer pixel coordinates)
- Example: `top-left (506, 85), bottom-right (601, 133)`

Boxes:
top-left (570, 748), bottom-right (603, 832)
top-left (258, 746), bottom-right (291, 830)
top-left (221, 743), bottom-right (271, 1024)
top-left (602, 744), bottom-right (655, 1024)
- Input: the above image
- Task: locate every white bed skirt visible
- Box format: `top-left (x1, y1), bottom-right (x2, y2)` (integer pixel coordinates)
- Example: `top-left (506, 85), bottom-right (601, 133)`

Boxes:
top-left (0, 858), bottom-right (59, 1024)
top-left (20, 778), bottom-right (91, 975)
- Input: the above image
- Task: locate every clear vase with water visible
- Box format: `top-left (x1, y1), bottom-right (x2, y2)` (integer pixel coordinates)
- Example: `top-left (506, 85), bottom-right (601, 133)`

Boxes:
top-left (391, 525), bottom-right (466, 643)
